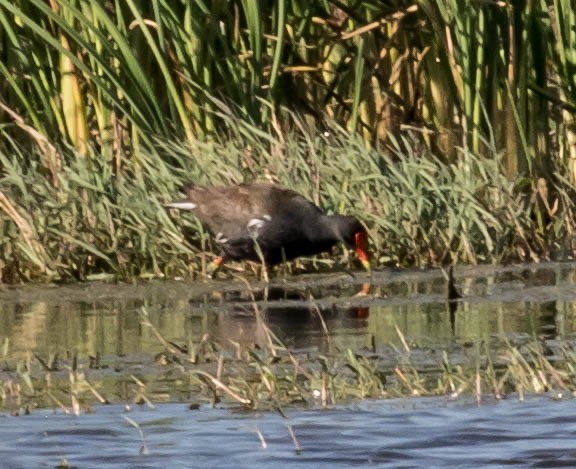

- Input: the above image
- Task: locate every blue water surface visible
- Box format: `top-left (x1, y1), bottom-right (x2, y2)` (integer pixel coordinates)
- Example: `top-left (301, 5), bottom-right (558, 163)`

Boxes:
top-left (2, 396), bottom-right (576, 468)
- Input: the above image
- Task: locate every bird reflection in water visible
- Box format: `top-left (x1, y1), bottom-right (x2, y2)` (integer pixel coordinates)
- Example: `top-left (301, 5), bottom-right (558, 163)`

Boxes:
top-left (190, 286), bottom-right (370, 351)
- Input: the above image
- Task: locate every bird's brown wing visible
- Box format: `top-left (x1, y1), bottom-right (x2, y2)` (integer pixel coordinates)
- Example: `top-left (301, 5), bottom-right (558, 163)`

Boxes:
top-left (183, 183), bottom-right (269, 237)
top-left (183, 182), bottom-right (324, 240)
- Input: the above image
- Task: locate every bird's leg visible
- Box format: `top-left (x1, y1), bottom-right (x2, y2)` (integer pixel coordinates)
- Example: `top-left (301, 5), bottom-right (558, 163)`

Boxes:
top-left (352, 231), bottom-right (372, 296)
top-left (206, 254), bottom-right (225, 279)
top-left (354, 231), bottom-right (371, 272)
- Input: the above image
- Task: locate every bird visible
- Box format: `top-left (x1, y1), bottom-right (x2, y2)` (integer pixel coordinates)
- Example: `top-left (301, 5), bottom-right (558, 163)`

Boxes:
top-left (165, 182), bottom-right (371, 277)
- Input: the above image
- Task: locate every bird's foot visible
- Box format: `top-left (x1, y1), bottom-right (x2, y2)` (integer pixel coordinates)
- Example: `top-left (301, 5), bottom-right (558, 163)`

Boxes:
top-left (354, 282), bottom-right (371, 296)
top-left (205, 256), bottom-right (224, 279)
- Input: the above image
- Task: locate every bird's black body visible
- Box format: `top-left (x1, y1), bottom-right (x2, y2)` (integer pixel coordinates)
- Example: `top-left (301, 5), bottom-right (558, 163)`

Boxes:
top-left (166, 182), bottom-right (370, 270)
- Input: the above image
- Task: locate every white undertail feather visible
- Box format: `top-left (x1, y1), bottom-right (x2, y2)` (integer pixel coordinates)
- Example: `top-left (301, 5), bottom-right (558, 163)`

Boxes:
top-left (165, 202), bottom-right (197, 210)
top-left (215, 232), bottom-right (229, 244)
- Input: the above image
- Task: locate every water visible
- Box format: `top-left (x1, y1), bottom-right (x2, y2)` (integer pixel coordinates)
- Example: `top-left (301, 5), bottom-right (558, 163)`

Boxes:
top-left (2, 262), bottom-right (574, 358)
top-left (2, 261), bottom-right (576, 467)
top-left (2, 397), bottom-right (576, 468)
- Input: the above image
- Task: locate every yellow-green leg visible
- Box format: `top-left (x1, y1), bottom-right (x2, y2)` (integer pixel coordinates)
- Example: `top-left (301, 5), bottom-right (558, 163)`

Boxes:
top-left (206, 255), bottom-right (224, 279)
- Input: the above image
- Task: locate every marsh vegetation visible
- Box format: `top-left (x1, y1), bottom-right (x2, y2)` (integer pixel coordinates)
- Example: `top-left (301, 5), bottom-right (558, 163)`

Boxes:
top-left (1, 1), bottom-right (576, 281)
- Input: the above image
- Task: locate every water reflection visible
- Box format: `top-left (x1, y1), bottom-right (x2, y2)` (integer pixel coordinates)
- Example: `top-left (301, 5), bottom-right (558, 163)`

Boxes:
top-left (1, 262), bottom-right (576, 361)
top-left (195, 298), bottom-right (370, 351)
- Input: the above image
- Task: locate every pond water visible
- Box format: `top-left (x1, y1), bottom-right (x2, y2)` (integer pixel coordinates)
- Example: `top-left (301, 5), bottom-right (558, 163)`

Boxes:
top-left (1, 261), bottom-right (576, 467)
top-left (2, 397), bottom-right (576, 468)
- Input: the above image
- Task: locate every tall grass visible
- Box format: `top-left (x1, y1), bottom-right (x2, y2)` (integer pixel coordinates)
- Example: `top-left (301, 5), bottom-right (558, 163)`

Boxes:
top-left (1, 1), bottom-right (576, 174)
top-left (1, 105), bottom-right (574, 282)
top-left (1, 1), bottom-right (576, 282)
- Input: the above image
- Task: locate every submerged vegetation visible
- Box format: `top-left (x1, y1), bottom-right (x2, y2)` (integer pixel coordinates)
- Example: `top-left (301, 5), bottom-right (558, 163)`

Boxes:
top-left (1, 0), bottom-right (576, 282)
top-left (1, 303), bottom-right (576, 415)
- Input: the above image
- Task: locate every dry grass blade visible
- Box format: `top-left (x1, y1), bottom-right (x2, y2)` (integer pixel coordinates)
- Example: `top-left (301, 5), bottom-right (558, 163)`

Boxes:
top-left (138, 308), bottom-right (182, 356)
top-left (0, 100), bottom-right (61, 186)
top-left (287, 424), bottom-right (301, 455)
top-left (123, 415), bottom-right (149, 455)
top-left (394, 325), bottom-right (411, 353)
top-left (191, 370), bottom-right (252, 406)
top-left (0, 191), bottom-right (49, 271)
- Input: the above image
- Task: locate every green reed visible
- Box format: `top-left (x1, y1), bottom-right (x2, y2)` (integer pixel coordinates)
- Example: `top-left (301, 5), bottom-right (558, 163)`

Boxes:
top-left (1, 0), bottom-right (576, 178)
top-left (1, 110), bottom-right (575, 282)
top-left (1, 1), bottom-right (576, 281)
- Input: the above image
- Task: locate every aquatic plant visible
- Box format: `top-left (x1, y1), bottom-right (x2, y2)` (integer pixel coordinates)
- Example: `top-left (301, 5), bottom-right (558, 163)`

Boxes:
top-left (2, 303), bottom-right (576, 414)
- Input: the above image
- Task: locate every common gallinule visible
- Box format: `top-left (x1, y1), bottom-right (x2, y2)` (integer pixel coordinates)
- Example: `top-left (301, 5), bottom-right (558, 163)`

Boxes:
top-left (166, 182), bottom-right (371, 276)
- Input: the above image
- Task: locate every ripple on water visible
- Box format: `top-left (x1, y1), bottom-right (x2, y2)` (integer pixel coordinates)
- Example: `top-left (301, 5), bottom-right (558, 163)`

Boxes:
top-left (1, 396), bottom-right (576, 468)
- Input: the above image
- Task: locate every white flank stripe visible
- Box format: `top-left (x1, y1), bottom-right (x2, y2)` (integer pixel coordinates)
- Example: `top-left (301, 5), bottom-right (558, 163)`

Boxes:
top-left (247, 216), bottom-right (271, 239)
top-left (247, 218), bottom-right (266, 230)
